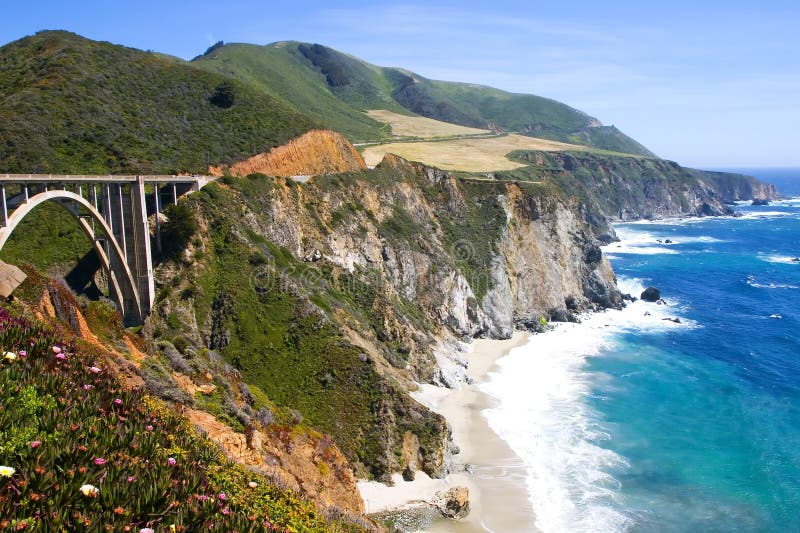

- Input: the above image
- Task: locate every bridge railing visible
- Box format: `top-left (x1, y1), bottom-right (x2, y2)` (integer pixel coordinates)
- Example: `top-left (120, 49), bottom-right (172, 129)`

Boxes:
top-left (0, 174), bottom-right (211, 183)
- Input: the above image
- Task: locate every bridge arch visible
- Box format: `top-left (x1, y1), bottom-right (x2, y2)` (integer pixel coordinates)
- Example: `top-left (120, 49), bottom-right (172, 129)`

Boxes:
top-left (0, 190), bottom-right (142, 322)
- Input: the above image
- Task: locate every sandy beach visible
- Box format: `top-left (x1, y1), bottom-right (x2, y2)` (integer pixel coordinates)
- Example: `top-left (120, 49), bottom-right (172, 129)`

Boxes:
top-left (358, 332), bottom-right (539, 532)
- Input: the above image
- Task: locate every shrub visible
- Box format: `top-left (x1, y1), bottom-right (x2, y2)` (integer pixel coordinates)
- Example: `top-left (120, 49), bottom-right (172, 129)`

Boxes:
top-left (209, 81), bottom-right (236, 109)
top-left (161, 204), bottom-right (199, 258)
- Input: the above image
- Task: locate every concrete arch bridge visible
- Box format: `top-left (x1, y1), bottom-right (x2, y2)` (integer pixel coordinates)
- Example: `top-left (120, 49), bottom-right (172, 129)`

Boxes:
top-left (0, 174), bottom-right (211, 325)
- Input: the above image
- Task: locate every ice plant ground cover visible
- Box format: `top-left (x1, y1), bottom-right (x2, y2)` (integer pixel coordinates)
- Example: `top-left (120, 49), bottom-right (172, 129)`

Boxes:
top-left (0, 305), bottom-right (365, 532)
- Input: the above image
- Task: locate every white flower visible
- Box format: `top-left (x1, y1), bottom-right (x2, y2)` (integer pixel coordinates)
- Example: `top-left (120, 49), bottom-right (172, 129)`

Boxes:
top-left (0, 466), bottom-right (15, 477)
top-left (3, 351), bottom-right (17, 361)
top-left (79, 484), bottom-right (99, 497)
top-left (248, 481), bottom-right (258, 488)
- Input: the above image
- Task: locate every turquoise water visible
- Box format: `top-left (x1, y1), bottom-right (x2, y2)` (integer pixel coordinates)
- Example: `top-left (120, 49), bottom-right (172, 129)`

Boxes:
top-left (483, 169), bottom-right (800, 532)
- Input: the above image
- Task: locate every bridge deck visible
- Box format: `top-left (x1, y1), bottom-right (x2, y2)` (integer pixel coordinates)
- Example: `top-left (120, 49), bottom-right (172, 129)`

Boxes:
top-left (0, 174), bottom-right (212, 184)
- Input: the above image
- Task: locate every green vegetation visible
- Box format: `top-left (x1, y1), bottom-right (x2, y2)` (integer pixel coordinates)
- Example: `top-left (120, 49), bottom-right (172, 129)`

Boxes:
top-left (412, 79), bottom-right (654, 155)
top-left (0, 31), bottom-right (318, 174)
top-left (192, 41), bottom-right (398, 141)
top-left (0, 304), bottom-right (365, 532)
top-left (161, 203), bottom-right (199, 258)
top-left (0, 202), bottom-right (94, 274)
top-left (438, 181), bottom-right (508, 302)
top-left (169, 178), bottom-right (445, 479)
top-left (193, 41), bottom-right (653, 155)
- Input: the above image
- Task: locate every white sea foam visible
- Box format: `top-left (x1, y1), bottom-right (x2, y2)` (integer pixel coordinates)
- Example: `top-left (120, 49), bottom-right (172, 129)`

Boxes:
top-left (481, 277), bottom-right (694, 533)
top-left (759, 254), bottom-right (800, 265)
top-left (605, 244), bottom-right (679, 255)
top-left (769, 197), bottom-right (800, 208)
top-left (604, 228), bottom-right (678, 255)
top-left (736, 210), bottom-right (794, 220)
top-left (603, 226), bottom-right (724, 255)
top-left (624, 216), bottom-right (709, 226)
top-left (746, 275), bottom-right (799, 290)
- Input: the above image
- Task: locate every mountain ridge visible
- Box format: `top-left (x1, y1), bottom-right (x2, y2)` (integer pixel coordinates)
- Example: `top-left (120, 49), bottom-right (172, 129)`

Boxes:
top-left (0, 30), bottom-right (319, 174)
top-left (191, 40), bottom-right (655, 156)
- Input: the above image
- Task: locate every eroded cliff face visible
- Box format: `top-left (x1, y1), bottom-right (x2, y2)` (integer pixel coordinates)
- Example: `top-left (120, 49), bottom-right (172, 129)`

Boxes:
top-left (696, 170), bottom-right (778, 202)
top-left (209, 129), bottom-right (367, 177)
top-left (147, 152), bottom-right (621, 494)
top-left (142, 134), bottom-right (782, 517)
top-left (508, 151), bottom-right (778, 236)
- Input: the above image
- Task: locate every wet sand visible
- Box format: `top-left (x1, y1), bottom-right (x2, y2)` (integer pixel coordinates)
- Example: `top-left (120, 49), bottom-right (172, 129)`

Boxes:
top-left (358, 332), bottom-right (539, 532)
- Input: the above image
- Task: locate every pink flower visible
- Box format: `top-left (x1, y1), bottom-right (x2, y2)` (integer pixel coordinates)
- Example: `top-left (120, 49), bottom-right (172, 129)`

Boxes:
top-left (218, 492), bottom-right (227, 501)
top-left (221, 507), bottom-right (230, 515)
top-left (145, 425), bottom-right (153, 431)
top-left (52, 346), bottom-right (62, 354)
top-left (30, 441), bottom-right (41, 448)
top-left (168, 457), bottom-right (177, 466)
top-left (197, 494), bottom-right (209, 502)
top-left (88, 366), bottom-right (101, 373)
top-left (127, 476), bottom-right (135, 482)
top-left (113, 398), bottom-right (122, 405)
top-left (140, 529), bottom-right (155, 533)
top-left (18, 350), bottom-right (26, 357)
top-left (94, 458), bottom-right (106, 466)
top-left (83, 384), bottom-right (92, 390)
top-left (55, 353), bottom-right (67, 360)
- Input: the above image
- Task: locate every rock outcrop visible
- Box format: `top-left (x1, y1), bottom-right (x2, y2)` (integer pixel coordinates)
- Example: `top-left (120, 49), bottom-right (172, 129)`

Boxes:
top-left (210, 129), bottom-right (366, 177)
top-left (507, 151), bottom-right (778, 233)
top-left (641, 286), bottom-right (661, 302)
top-left (184, 408), bottom-right (364, 516)
top-left (0, 260), bottom-right (26, 298)
top-left (434, 486), bottom-right (470, 519)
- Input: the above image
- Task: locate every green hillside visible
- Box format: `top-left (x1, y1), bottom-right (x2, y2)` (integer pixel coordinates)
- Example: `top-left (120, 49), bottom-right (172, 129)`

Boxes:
top-left (193, 42), bottom-right (654, 156)
top-left (0, 289), bottom-right (366, 532)
top-left (191, 41), bottom-right (404, 141)
top-left (0, 31), bottom-right (318, 174)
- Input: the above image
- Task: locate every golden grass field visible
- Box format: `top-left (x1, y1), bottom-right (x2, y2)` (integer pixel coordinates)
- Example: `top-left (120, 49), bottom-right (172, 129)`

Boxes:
top-left (362, 133), bottom-right (596, 172)
top-left (366, 109), bottom-right (490, 138)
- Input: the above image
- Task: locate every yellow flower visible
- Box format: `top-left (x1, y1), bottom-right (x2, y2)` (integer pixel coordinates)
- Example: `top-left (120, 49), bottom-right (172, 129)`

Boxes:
top-left (3, 351), bottom-right (16, 362)
top-left (79, 484), bottom-right (99, 497)
top-left (169, 525), bottom-right (177, 532)
top-left (0, 466), bottom-right (15, 477)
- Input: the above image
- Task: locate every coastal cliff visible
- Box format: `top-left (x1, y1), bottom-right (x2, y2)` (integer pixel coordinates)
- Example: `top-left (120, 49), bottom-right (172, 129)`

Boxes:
top-left (504, 151), bottom-right (778, 238)
top-left (144, 152), bottom-right (624, 492)
top-left (150, 142), bottom-right (776, 507)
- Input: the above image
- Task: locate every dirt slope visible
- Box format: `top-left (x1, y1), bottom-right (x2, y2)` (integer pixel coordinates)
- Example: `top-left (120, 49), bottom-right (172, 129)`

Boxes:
top-left (211, 129), bottom-right (367, 177)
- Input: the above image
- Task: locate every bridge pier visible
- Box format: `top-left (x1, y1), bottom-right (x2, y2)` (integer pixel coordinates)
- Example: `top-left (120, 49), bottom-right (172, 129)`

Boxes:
top-left (131, 177), bottom-right (154, 319)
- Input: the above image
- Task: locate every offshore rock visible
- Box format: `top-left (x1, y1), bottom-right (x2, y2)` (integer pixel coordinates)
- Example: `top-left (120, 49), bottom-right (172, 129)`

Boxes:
top-left (641, 286), bottom-right (661, 302)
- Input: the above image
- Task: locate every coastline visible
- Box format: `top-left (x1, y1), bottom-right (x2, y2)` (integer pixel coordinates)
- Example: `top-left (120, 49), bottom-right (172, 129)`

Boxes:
top-left (358, 331), bottom-right (539, 532)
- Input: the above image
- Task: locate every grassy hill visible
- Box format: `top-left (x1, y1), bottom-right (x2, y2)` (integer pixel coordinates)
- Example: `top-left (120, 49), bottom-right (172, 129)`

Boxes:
top-left (0, 31), bottom-right (319, 174)
top-left (190, 41), bottom-right (402, 141)
top-left (192, 42), bottom-right (654, 156)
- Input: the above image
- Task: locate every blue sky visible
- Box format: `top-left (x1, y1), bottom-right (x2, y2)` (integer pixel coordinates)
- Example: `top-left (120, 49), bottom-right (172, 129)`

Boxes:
top-left (2, 1), bottom-right (798, 167)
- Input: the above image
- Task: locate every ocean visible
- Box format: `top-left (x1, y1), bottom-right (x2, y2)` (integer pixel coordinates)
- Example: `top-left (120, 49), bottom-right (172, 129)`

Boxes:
top-left (481, 168), bottom-right (800, 532)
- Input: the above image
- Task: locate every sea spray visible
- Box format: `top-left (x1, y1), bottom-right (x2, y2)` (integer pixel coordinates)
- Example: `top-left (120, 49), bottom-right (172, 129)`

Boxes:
top-left (481, 277), bottom-right (692, 532)
top-left (488, 185), bottom-right (800, 531)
